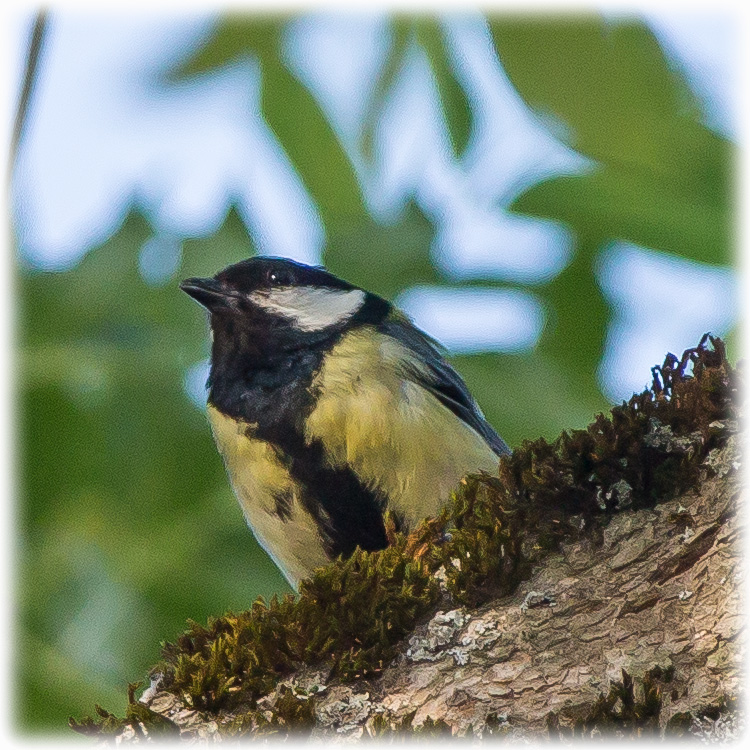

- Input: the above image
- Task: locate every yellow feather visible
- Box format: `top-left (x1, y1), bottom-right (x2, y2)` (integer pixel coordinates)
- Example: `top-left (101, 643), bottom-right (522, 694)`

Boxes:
top-left (304, 327), bottom-right (498, 527)
top-left (207, 405), bottom-right (329, 589)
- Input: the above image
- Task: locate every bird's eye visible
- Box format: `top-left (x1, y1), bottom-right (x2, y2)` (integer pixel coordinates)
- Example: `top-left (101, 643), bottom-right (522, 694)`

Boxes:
top-left (265, 269), bottom-right (291, 286)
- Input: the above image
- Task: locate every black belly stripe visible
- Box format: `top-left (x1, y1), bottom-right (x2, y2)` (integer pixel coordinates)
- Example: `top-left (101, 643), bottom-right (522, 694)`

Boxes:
top-left (274, 431), bottom-right (390, 559)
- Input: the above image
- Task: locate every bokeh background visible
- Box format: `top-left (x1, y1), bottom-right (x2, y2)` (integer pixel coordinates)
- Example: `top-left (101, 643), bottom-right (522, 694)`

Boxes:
top-left (11, 8), bottom-right (738, 733)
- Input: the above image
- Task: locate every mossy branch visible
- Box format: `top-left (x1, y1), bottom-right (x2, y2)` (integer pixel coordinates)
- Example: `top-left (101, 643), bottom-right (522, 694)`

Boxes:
top-left (70, 335), bottom-right (742, 741)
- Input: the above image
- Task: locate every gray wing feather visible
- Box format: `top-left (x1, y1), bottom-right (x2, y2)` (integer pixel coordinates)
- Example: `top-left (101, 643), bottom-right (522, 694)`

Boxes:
top-left (380, 316), bottom-right (511, 457)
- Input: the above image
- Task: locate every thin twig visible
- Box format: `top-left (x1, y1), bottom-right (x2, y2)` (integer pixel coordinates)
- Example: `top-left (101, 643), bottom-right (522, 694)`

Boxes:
top-left (10, 9), bottom-right (49, 176)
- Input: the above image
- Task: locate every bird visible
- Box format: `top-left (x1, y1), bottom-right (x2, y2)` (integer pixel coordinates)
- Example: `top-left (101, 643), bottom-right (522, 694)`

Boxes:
top-left (180, 257), bottom-right (510, 589)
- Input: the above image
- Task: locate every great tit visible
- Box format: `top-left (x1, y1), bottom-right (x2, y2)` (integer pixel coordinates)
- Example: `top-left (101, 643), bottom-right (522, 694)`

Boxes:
top-left (181, 257), bottom-right (510, 589)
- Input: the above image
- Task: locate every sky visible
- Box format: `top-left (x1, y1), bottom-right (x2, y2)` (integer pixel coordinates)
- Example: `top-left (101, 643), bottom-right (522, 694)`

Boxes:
top-left (9, 8), bottom-right (739, 402)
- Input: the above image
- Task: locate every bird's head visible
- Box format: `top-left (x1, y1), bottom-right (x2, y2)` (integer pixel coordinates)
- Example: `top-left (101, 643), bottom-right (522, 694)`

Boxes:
top-left (180, 257), bottom-right (381, 356)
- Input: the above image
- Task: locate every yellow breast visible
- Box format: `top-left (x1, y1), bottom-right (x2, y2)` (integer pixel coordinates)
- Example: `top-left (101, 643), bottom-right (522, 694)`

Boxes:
top-left (207, 405), bottom-right (330, 589)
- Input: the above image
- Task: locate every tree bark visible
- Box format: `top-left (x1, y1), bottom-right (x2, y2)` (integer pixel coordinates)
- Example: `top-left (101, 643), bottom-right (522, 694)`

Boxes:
top-left (136, 430), bottom-right (743, 741)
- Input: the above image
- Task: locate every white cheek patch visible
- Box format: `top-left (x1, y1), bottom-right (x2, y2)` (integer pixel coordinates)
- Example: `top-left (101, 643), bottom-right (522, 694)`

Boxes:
top-left (249, 286), bottom-right (366, 332)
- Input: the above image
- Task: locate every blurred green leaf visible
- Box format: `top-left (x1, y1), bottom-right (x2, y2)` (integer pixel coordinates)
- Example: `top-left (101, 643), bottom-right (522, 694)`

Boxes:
top-left (455, 348), bottom-right (609, 447)
top-left (361, 17), bottom-right (411, 163)
top-left (176, 16), bottom-right (368, 233)
top-left (324, 201), bottom-right (441, 299)
top-left (261, 54), bottom-right (367, 229)
top-left (532, 233), bottom-right (612, 413)
top-left (361, 16), bottom-right (472, 161)
top-left (176, 15), bottom-right (283, 75)
top-left (514, 168), bottom-right (731, 267)
top-left (488, 15), bottom-right (732, 265)
top-left (489, 16), bottom-right (700, 166)
top-left (415, 17), bottom-right (472, 157)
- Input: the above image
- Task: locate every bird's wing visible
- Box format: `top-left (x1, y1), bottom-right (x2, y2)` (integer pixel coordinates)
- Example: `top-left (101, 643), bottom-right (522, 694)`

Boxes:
top-left (380, 315), bottom-right (511, 457)
top-left (304, 320), bottom-right (507, 529)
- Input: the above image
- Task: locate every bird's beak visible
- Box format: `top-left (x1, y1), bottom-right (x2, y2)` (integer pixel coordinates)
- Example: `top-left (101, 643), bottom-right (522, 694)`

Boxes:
top-left (180, 277), bottom-right (235, 310)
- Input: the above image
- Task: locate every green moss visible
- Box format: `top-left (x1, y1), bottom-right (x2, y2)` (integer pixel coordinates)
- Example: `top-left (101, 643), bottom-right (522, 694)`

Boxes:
top-left (545, 667), bottom-right (661, 739)
top-left (367, 709), bottom-right (453, 739)
top-left (223, 685), bottom-right (317, 738)
top-left (420, 473), bottom-right (523, 607)
top-left (575, 668), bottom-right (663, 737)
top-left (69, 683), bottom-right (179, 739)
top-left (548, 665), bottom-right (736, 740)
top-left (74, 335), bottom-right (740, 738)
top-left (156, 536), bottom-right (440, 715)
